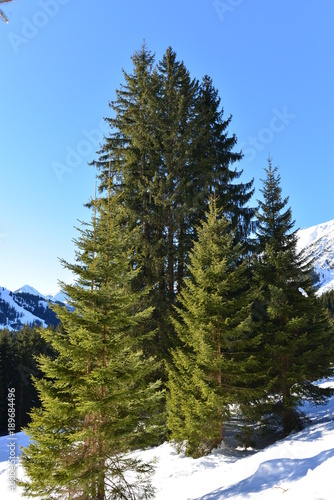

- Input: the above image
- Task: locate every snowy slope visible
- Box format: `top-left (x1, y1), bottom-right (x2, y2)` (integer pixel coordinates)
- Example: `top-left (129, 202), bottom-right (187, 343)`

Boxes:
top-left (0, 287), bottom-right (47, 331)
top-left (0, 286), bottom-right (67, 331)
top-left (297, 218), bottom-right (334, 295)
top-left (1, 377), bottom-right (333, 499)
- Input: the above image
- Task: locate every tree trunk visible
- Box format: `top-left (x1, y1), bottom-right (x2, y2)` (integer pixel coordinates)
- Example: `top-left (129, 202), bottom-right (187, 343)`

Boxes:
top-left (282, 385), bottom-right (294, 435)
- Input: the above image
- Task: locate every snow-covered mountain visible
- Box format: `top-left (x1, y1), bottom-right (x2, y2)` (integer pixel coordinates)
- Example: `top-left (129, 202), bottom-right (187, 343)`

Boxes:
top-left (14, 285), bottom-right (67, 303)
top-left (297, 218), bottom-right (334, 295)
top-left (14, 285), bottom-right (46, 298)
top-left (49, 289), bottom-right (68, 304)
top-left (0, 285), bottom-right (67, 331)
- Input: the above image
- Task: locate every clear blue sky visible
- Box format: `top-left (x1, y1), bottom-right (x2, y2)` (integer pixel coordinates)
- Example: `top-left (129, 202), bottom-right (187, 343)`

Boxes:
top-left (0, 0), bottom-right (333, 295)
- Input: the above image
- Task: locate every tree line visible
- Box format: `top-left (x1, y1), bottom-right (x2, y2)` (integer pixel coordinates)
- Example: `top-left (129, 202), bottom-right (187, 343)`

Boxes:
top-left (0, 325), bottom-right (55, 433)
top-left (320, 289), bottom-right (334, 317)
top-left (10, 45), bottom-right (334, 498)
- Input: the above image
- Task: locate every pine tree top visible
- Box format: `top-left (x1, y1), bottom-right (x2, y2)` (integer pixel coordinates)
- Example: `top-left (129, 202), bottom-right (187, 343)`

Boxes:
top-left (256, 157), bottom-right (297, 255)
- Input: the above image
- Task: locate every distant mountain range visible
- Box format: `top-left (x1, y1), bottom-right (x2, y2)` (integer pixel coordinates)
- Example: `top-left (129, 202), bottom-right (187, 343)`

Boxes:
top-left (0, 285), bottom-right (67, 331)
top-left (1, 218), bottom-right (334, 331)
top-left (14, 285), bottom-right (68, 304)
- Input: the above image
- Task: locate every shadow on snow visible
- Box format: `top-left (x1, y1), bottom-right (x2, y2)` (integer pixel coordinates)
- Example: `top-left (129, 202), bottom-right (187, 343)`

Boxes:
top-left (194, 447), bottom-right (334, 499)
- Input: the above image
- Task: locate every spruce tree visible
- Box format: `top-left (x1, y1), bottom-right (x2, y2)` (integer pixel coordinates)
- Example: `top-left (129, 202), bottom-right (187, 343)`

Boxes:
top-left (320, 289), bottom-right (334, 318)
top-left (20, 187), bottom-right (163, 499)
top-left (93, 44), bottom-right (171, 361)
top-left (253, 158), bottom-right (334, 435)
top-left (195, 75), bottom-right (255, 241)
top-left (93, 44), bottom-right (254, 367)
top-left (167, 198), bottom-right (259, 458)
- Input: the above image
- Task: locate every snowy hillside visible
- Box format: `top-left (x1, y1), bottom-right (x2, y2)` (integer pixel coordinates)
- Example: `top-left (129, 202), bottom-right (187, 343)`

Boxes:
top-left (1, 377), bottom-right (333, 499)
top-left (0, 286), bottom-right (66, 331)
top-left (0, 287), bottom-right (47, 331)
top-left (297, 218), bottom-right (334, 295)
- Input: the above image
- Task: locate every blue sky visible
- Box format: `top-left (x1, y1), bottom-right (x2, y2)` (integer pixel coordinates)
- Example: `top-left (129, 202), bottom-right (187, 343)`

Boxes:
top-left (0, 0), bottom-right (333, 294)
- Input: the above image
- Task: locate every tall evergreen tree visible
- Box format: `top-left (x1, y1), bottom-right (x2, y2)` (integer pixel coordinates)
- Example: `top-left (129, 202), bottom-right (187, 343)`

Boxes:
top-left (92, 44), bottom-right (254, 366)
top-left (253, 158), bottom-right (334, 435)
top-left (20, 188), bottom-right (163, 499)
top-left (195, 75), bottom-right (255, 241)
top-left (93, 44), bottom-right (172, 361)
top-left (167, 198), bottom-right (259, 458)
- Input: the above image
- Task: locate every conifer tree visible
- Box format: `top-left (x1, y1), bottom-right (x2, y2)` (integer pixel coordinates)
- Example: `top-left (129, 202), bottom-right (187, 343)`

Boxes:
top-left (253, 158), bottom-right (334, 435)
top-left (93, 44), bottom-right (254, 366)
top-left (195, 75), bottom-right (255, 241)
top-left (93, 44), bottom-right (171, 361)
top-left (320, 289), bottom-right (334, 318)
top-left (20, 185), bottom-right (163, 499)
top-left (167, 198), bottom-right (259, 458)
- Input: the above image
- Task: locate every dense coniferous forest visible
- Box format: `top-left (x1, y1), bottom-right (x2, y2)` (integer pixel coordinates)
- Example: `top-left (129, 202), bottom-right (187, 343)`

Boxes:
top-left (91, 45), bottom-right (255, 374)
top-left (1, 45), bottom-right (331, 498)
top-left (0, 325), bottom-right (56, 433)
top-left (320, 289), bottom-right (334, 317)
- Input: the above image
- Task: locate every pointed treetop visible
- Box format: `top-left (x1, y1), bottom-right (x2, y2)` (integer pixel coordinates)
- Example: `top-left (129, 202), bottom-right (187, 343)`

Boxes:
top-left (256, 156), bottom-right (295, 253)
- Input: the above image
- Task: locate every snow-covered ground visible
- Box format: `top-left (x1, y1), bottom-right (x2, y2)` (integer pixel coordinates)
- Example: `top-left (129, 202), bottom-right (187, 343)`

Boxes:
top-left (1, 378), bottom-right (334, 499)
